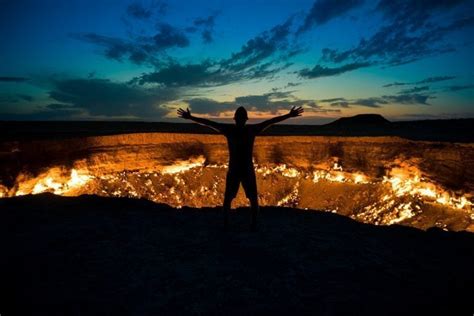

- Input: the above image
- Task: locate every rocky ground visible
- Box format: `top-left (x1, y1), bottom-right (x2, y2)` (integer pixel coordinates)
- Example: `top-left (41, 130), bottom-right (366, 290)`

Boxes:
top-left (1, 193), bottom-right (473, 315)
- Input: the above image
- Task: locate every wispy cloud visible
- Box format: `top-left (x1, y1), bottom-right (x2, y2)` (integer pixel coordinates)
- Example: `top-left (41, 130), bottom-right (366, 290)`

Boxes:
top-left (298, 0), bottom-right (365, 33)
top-left (297, 62), bottom-right (371, 79)
top-left (320, 93), bottom-right (432, 108)
top-left (383, 76), bottom-right (456, 87)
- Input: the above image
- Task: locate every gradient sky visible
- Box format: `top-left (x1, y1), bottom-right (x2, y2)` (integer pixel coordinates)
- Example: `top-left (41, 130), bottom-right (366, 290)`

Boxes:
top-left (1, 0), bottom-right (473, 124)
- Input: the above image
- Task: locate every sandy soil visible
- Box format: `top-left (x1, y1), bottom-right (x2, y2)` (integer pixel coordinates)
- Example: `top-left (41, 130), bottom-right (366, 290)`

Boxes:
top-left (1, 194), bottom-right (473, 315)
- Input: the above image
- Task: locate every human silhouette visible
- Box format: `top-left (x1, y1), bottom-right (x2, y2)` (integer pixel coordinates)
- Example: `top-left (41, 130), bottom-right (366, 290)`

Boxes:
top-left (177, 106), bottom-right (304, 230)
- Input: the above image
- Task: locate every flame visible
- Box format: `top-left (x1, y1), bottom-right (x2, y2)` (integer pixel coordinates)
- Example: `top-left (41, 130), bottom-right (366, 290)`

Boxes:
top-left (2, 156), bottom-right (472, 229)
top-left (15, 168), bottom-right (93, 196)
top-left (161, 156), bottom-right (206, 174)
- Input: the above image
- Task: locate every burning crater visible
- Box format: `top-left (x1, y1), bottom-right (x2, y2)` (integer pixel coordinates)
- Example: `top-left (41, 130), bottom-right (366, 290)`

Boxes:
top-left (1, 133), bottom-right (473, 231)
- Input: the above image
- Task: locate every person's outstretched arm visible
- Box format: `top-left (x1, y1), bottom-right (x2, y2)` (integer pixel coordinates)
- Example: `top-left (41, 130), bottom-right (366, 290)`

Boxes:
top-left (254, 106), bottom-right (304, 133)
top-left (177, 108), bottom-right (224, 133)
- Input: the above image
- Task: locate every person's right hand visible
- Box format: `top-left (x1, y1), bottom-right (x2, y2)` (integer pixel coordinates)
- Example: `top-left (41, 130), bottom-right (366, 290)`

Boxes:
top-left (177, 108), bottom-right (192, 119)
top-left (288, 106), bottom-right (304, 117)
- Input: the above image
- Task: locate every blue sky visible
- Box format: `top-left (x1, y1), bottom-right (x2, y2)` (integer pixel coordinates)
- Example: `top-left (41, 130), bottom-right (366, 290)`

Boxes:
top-left (0, 0), bottom-right (473, 123)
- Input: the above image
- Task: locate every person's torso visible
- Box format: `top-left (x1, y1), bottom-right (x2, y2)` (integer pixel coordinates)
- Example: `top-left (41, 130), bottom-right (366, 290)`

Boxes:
top-left (224, 125), bottom-right (256, 169)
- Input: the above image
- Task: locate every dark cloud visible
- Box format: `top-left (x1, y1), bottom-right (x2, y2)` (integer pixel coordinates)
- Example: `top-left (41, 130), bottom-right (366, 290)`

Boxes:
top-left (382, 94), bottom-right (431, 105)
top-left (76, 6), bottom-right (297, 86)
top-left (383, 75), bottom-right (456, 88)
top-left (398, 86), bottom-right (430, 94)
top-left (445, 84), bottom-right (474, 91)
top-left (330, 101), bottom-right (350, 108)
top-left (297, 62), bottom-right (371, 79)
top-left (133, 61), bottom-right (229, 87)
top-left (127, 2), bottom-right (152, 19)
top-left (298, 0), bottom-right (364, 33)
top-left (221, 18), bottom-right (294, 72)
top-left (126, 1), bottom-right (167, 19)
top-left (187, 14), bottom-right (219, 44)
top-left (415, 76), bottom-right (456, 84)
top-left (151, 23), bottom-right (189, 49)
top-left (319, 1), bottom-right (474, 74)
top-left (48, 78), bottom-right (177, 118)
top-left (285, 82), bottom-right (301, 88)
top-left (382, 82), bottom-right (407, 88)
top-left (72, 23), bottom-right (189, 65)
top-left (185, 91), bottom-right (332, 115)
top-left (319, 93), bottom-right (432, 108)
top-left (0, 76), bottom-right (29, 82)
top-left (135, 60), bottom-right (293, 88)
top-left (320, 97), bottom-right (347, 102)
top-left (350, 97), bottom-right (386, 108)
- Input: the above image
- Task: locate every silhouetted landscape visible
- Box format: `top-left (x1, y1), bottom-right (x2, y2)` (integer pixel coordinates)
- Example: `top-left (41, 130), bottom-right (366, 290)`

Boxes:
top-left (2, 114), bottom-right (474, 142)
top-left (1, 193), bottom-right (473, 315)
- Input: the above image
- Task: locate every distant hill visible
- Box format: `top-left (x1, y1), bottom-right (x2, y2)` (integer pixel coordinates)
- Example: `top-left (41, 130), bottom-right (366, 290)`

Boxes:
top-left (0, 115), bottom-right (473, 142)
top-left (325, 114), bottom-right (391, 128)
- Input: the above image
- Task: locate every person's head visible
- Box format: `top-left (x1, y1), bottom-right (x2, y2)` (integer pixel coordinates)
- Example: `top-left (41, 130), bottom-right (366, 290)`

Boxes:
top-left (234, 106), bottom-right (248, 126)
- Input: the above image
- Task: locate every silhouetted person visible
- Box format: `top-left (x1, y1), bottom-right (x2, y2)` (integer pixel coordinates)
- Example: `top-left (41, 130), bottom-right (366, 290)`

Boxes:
top-left (177, 106), bottom-right (304, 230)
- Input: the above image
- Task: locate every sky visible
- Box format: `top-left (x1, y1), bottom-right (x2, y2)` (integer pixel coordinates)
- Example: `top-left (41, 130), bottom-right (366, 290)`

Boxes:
top-left (0, 0), bottom-right (473, 124)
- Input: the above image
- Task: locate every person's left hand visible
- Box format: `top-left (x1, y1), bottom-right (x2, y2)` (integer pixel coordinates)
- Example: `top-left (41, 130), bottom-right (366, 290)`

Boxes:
top-left (289, 106), bottom-right (304, 117)
top-left (177, 108), bottom-right (192, 119)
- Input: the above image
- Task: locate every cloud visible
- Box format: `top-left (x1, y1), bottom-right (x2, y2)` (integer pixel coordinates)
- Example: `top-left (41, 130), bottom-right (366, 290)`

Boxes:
top-left (298, 0), bottom-right (365, 33)
top-left (415, 76), bottom-right (456, 84)
top-left (383, 75), bottom-right (456, 87)
top-left (398, 86), bottom-right (430, 94)
top-left (221, 18), bottom-right (294, 72)
top-left (285, 82), bottom-right (301, 88)
top-left (184, 91), bottom-right (333, 116)
top-left (76, 6), bottom-right (298, 87)
top-left (382, 82), bottom-right (407, 88)
top-left (127, 2), bottom-right (152, 19)
top-left (320, 97), bottom-right (347, 102)
top-left (445, 84), bottom-right (474, 91)
top-left (382, 94), bottom-right (431, 105)
top-left (187, 13), bottom-right (219, 43)
top-left (48, 78), bottom-right (177, 118)
top-left (350, 97), bottom-right (386, 108)
top-left (133, 61), bottom-right (229, 87)
top-left (319, 1), bottom-right (474, 70)
top-left (330, 101), bottom-right (350, 108)
top-left (297, 62), bottom-right (371, 79)
top-left (152, 23), bottom-right (189, 49)
top-left (319, 93), bottom-right (432, 108)
top-left (0, 76), bottom-right (29, 82)
top-left (126, 1), bottom-right (167, 19)
top-left (72, 22), bottom-right (189, 65)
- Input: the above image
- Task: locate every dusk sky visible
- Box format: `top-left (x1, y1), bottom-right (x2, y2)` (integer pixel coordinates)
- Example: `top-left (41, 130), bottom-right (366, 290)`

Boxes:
top-left (1, 0), bottom-right (473, 124)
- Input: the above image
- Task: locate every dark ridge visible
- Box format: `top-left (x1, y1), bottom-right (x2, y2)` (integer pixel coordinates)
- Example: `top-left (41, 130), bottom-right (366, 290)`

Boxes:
top-left (0, 116), bottom-right (473, 142)
top-left (1, 193), bottom-right (473, 315)
top-left (325, 114), bottom-right (391, 127)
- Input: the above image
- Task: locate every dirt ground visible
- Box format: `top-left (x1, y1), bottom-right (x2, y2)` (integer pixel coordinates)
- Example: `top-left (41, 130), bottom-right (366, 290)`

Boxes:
top-left (1, 193), bottom-right (473, 315)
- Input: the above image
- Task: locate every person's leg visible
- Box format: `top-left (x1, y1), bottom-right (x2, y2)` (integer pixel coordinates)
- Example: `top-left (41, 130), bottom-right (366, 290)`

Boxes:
top-left (223, 170), bottom-right (239, 229)
top-left (242, 169), bottom-right (259, 231)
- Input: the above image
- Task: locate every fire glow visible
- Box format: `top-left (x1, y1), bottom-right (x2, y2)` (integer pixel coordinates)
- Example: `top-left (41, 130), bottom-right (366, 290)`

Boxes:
top-left (1, 156), bottom-right (472, 230)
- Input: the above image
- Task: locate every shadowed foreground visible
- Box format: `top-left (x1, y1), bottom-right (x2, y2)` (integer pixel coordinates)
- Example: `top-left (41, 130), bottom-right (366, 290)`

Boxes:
top-left (1, 194), bottom-right (473, 315)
